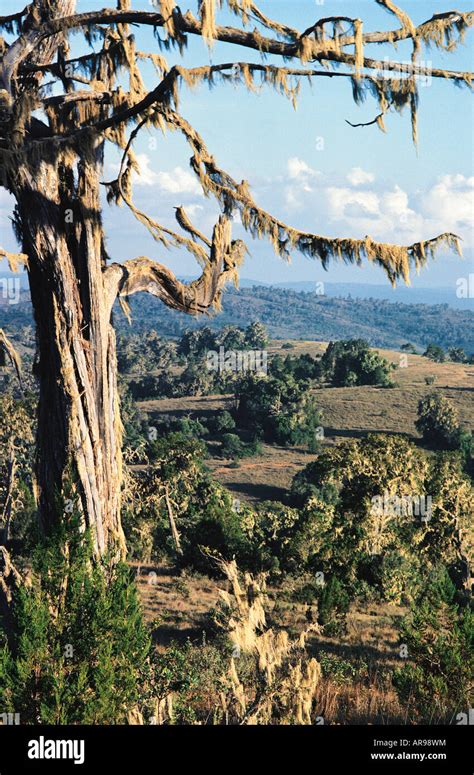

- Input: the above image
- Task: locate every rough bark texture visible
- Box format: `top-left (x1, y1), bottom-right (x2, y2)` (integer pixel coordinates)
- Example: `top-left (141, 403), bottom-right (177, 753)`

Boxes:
top-left (14, 144), bottom-right (125, 556)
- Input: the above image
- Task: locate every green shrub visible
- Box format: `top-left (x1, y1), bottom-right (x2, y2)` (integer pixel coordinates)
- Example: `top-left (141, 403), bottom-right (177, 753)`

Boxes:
top-left (393, 567), bottom-right (473, 723)
top-left (317, 577), bottom-right (350, 635)
top-left (210, 410), bottom-right (236, 433)
top-left (235, 374), bottom-right (322, 447)
top-left (415, 393), bottom-right (460, 448)
top-left (320, 339), bottom-right (394, 387)
top-left (423, 343), bottom-right (445, 363)
top-left (0, 515), bottom-right (151, 724)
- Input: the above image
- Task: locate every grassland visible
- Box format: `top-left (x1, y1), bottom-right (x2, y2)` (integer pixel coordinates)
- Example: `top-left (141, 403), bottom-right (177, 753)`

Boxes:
top-left (138, 340), bottom-right (474, 505)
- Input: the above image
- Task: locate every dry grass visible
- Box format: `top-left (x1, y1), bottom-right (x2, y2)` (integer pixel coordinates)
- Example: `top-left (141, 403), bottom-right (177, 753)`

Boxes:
top-left (133, 560), bottom-right (408, 723)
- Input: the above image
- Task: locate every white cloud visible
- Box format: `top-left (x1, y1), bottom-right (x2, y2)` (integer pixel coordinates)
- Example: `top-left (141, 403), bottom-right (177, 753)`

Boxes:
top-left (284, 157), bottom-right (321, 208)
top-left (133, 153), bottom-right (158, 186)
top-left (287, 157), bottom-right (318, 180)
top-left (346, 167), bottom-right (375, 186)
top-left (326, 187), bottom-right (380, 219)
top-left (311, 174), bottom-right (473, 247)
top-left (420, 174), bottom-right (474, 231)
top-left (107, 154), bottom-right (202, 196)
top-left (156, 165), bottom-right (202, 196)
top-left (184, 203), bottom-right (204, 218)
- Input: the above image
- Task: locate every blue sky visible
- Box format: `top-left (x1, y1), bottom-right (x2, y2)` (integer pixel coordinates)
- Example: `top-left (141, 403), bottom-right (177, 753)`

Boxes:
top-left (1, 1), bottom-right (473, 296)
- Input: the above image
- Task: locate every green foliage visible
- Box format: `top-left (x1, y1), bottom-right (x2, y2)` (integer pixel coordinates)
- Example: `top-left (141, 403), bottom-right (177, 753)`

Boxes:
top-left (219, 433), bottom-right (262, 460)
top-left (244, 321), bottom-right (269, 349)
top-left (290, 435), bottom-right (473, 598)
top-left (209, 410), bottom-right (236, 433)
top-left (242, 501), bottom-right (306, 574)
top-left (269, 353), bottom-right (321, 382)
top-left (320, 339), bottom-right (395, 387)
top-left (319, 651), bottom-right (366, 684)
top-left (448, 347), bottom-right (467, 363)
top-left (415, 392), bottom-right (460, 449)
top-left (401, 343), bottom-right (418, 353)
top-left (424, 343), bottom-right (445, 363)
top-left (0, 394), bottom-right (36, 546)
top-left (316, 577), bottom-right (350, 635)
top-left (0, 513), bottom-right (151, 724)
top-left (124, 432), bottom-right (255, 569)
top-left (235, 373), bottom-right (322, 447)
top-left (152, 639), bottom-right (231, 724)
top-left (393, 567), bottom-right (473, 723)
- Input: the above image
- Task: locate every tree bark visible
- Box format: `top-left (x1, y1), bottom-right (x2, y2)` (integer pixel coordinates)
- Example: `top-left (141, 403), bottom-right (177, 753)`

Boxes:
top-left (15, 143), bottom-right (125, 556)
top-left (1, 441), bottom-right (16, 544)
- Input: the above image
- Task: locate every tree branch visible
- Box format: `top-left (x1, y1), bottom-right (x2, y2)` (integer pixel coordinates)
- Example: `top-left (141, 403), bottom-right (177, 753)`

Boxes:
top-left (6, 6), bottom-right (473, 89)
top-left (103, 215), bottom-right (245, 318)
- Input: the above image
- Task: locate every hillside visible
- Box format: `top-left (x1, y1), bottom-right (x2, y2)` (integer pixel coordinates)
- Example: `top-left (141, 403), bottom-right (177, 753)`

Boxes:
top-left (115, 286), bottom-right (474, 352)
top-left (138, 339), bottom-right (474, 505)
top-left (2, 285), bottom-right (473, 353)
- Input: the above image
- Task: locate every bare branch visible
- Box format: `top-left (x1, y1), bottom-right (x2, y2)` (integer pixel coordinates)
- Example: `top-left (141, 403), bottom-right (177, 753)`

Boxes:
top-left (104, 215), bottom-right (245, 317)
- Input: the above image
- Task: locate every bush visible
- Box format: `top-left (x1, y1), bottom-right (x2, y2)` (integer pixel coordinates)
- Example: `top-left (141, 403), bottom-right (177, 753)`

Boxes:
top-left (235, 374), bottom-right (322, 447)
top-left (393, 567), bottom-right (473, 723)
top-left (244, 321), bottom-right (269, 349)
top-left (151, 640), bottom-right (232, 724)
top-left (415, 393), bottom-right (460, 449)
top-left (317, 577), bottom-right (350, 635)
top-left (210, 410), bottom-right (236, 434)
top-left (424, 343), bottom-right (445, 363)
top-left (448, 347), bottom-right (466, 363)
top-left (220, 433), bottom-right (246, 459)
top-left (320, 339), bottom-right (394, 387)
top-left (0, 514), bottom-right (151, 724)
top-left (290, 435), bottom-right (473, 596)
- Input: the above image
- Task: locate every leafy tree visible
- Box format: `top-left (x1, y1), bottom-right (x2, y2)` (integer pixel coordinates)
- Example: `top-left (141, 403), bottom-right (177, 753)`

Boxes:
top-left (220, 433), bottom-right (246, 459)
top-left (270, 353), bottom-right (321, 382)
top-left (448, 347), bottom-right (467, 363)
top-left (209, 409), bottom-right (236, 434)
top-left (316, 577), bottom-right (350, 636)
top-left (177, 327), bottom-right (217, 362)
top-left (236, 373), bottom-right (322, 446)
top-left (415, 392), bottom-right (460, 448)
top-left (320, 340), bottom-right (394, 387)
top-left (245, 321), bottom-right (269, 349)
top-left (290, 435), bottom-right (473, 597)
top-left (424, 343), bottom-right (445, 363)
top-left (219, 326), bottom-right (246, 351)
top-left (0, 0), bottom-right (468, 552)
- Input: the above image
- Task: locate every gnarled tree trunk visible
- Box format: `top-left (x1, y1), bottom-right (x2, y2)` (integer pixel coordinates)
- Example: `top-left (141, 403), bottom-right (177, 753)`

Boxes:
top-left (15, 143), bottom-right (125, 556)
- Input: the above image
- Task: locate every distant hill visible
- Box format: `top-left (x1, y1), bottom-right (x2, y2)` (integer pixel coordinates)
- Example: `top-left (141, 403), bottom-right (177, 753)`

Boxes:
top-left (237, 278), bottom-right (473, 310)
top-left (113, 285), bottom-right (473, 353)
top-left (1, 285), bottom-right (473, 353)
